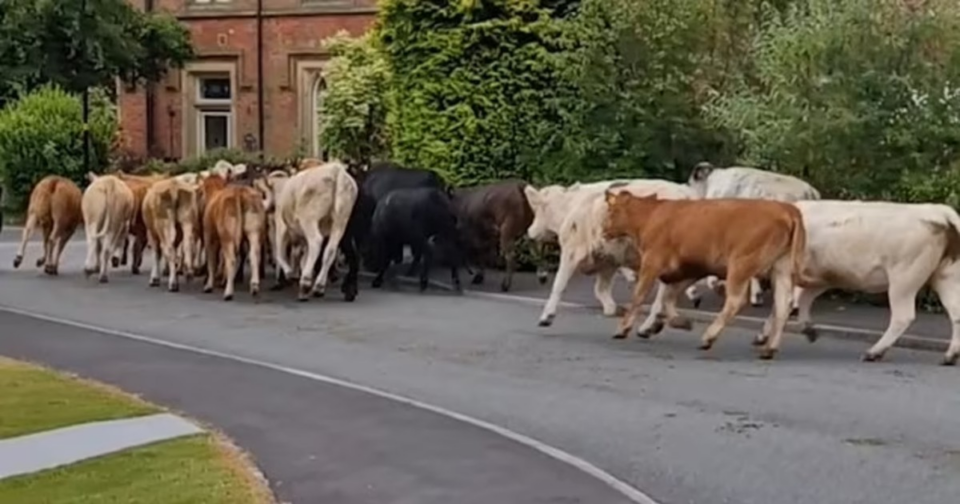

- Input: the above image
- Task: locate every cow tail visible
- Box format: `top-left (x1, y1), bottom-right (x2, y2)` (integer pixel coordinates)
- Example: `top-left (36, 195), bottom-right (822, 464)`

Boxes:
top-left (939, 206), bottom-right (960, 263)
top-left (788, 212), bottom-right (807, 287)
top-left (334, 165), bottom-right (356, 224)
top-left (91, 184), bottom-right (113, 240)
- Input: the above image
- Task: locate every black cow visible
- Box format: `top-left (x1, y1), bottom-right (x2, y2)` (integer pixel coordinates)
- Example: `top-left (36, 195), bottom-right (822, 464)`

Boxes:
top-left (367, 187), bottom-right (464, 292)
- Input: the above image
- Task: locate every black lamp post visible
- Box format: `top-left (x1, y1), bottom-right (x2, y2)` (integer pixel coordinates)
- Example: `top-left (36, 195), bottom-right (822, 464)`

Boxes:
top-left (80, 0), bottom-right (90, 174)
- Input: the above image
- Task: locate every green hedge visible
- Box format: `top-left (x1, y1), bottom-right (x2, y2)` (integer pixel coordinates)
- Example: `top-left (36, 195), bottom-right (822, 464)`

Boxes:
top-left (0, 85), bottom-right (116, 211)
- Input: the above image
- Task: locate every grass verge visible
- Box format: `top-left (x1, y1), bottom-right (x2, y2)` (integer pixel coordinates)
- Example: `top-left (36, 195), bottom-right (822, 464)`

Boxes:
top-left (0, 357), bottom-right (157, 439)
top-left (0, 356), bottom-right (275, 504)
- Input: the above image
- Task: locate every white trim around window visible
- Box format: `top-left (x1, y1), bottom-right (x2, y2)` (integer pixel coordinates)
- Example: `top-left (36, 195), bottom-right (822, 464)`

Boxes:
top-left (197, 109), bottom-right (234, 154)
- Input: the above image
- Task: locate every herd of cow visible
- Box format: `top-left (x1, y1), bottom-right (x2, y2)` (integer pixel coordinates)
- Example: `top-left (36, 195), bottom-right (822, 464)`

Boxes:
top-left (7, 158), bottom-right (960, 366)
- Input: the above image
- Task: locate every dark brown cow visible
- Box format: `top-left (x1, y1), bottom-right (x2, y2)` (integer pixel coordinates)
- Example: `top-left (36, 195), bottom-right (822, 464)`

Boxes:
top-left (601, 192), bottom-right (806, 359)
top-left (13, 176), bottom-right (83, 275)
top-left (452, 180), bottom-right (549, 292)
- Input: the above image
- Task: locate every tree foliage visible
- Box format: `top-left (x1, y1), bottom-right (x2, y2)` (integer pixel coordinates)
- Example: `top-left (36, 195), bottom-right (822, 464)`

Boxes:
top-left (377, 0), bottom-right (572, 185)
top-left (0, 0), bottom-right (194, 107)
top-left (0, 85), bottom-right (117, 211)
top-left (318, 31), bottom-right (391, 166)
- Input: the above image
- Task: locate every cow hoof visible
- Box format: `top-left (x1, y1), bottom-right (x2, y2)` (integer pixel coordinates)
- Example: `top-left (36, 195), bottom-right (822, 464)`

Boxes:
top-left (668, 317), bottom-right (693, 331)
top-left (43, 265), bottom-right (57, 276)
top-left (801, 325), bottom-right (819, 343)
top-left (692, 297), bottom-right (702, 309)
top-left (36, 257), bottom-right (45, 268)
top-left (168, 284), bottom-right (179, 293)
top-left (500, 280), bottom-right (511, 292)
top-left (203, 285), bottom-right (213, 294)
top-left (131, 267), bottom-right (140, 276)
top-left (312, 289), bottom-right (325, 298)
top-left (752, 335), bottom-right (768, 347)
top-left (371, 278), bottom-right (384, 289)
top-left (472, 273), bottom-right (485, 285)
top-left (298, 284), bottom-right (312, 301)
top-left (111, 257), bottom-right (120, 268)
top-left (149, 278), bottom-right (160, 287)
top-left (537, 273), bottom-right (549, 285)
top-left (698, 341), bottom-right (714, 351)
top-left (13, 255), bottom-right (22, 268)
top-left (789, 307), bottom-right (799, 318)
top-left (537, 315), bottom-right (554, 327)
top-left (941, 354), bottom-right (958, 366)
top-left (84, 267), bottom-right (96, 278)
top-left (750, 300), bottom-right (763, 308)
top-left (98, 276), bottom-right (109, 284)
top-left (862, 351), bottom-right (885, 363)
top-left (758, 348), bottom-right (778, 360)
top-left (637, 320), bottom-right (664, 339)
top-left (343, 291), bottom-right (358, 303)
top-left (223, 293), bottom-right (234, 302)
top-left (419, 283), bottom-right (429, 293)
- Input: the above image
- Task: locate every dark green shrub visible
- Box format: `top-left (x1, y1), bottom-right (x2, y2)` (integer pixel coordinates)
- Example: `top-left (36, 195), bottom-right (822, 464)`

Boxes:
top-left (0, 84), bottom-right (116, 211)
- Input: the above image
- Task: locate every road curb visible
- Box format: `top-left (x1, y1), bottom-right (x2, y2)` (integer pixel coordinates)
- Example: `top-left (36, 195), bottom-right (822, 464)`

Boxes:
top-left (383, 274), bottom-right (949, 354)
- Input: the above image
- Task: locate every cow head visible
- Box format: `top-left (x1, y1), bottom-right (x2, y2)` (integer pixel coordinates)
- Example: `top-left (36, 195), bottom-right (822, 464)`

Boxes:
top-left (524, 184), bottom-right (570, 242)
top-left (603, 191), bottom-right (657, 241)
top-left (688, 161), bottom-right (717, 197)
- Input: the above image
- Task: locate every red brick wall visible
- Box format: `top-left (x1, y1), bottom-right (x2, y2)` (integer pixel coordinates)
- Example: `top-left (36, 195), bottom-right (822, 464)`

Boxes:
top-left (119, 0), bottom-right (377, 160)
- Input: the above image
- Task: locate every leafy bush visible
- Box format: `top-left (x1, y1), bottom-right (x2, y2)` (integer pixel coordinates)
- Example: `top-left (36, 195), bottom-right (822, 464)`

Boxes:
top-left (378, 0), bottom-right (572, 185)
top-left (319, 31), bottom-right (391, 165)
top-left (0, 84), bottom-right (116, 211)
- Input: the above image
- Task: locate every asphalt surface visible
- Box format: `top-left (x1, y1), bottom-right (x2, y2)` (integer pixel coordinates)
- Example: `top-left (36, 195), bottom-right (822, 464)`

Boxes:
top-left (3, 231), bottom-right (960, 504)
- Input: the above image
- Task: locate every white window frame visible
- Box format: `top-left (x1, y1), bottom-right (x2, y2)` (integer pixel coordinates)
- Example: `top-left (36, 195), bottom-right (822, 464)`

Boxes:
top-left (196, 75), bottom-right (233, 107)
top-left (197, 110), bottom-right (234, 155)
top-left (312, 76), bottom-right (329, 160)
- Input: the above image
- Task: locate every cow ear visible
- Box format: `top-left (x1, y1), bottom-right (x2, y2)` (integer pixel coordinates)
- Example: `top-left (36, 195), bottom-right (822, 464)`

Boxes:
top-left (604, 190), bottom-right (617, 205)
top-left (86, 172), bottom-right (98, 183)
top-left (523, 185), bottom-right (540, 206)
top-left (690, 162), bottom-right (715, 182)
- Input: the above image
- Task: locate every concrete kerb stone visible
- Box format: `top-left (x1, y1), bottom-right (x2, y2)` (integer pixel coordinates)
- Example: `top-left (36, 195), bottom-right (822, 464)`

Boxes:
top-left (389, 274), bottom-right (949, 354)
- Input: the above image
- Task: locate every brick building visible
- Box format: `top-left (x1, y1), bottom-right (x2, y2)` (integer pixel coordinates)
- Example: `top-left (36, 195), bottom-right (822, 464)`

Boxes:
top-left (119, 0), bottom-right (377, 161)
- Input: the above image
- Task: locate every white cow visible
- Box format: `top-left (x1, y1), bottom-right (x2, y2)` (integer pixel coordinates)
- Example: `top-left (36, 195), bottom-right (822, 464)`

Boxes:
top-left (686, 162), bottom-right (821, 307)
top-left (525, 179), bottom-right (700, 333)
top-left (257, 160), bottom-right (358, 301)
top-left (81, 173), bottom-right (135, 284)
top-left (752, 200), bottom-right (960, 365)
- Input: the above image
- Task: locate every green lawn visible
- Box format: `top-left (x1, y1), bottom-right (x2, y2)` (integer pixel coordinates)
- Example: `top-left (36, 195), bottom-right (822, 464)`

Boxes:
top-left (0, 357), bottom-right (274, 504)
top-left (0, 435), bottom-right (272, 504)
top-left (0, 357), bottom-right (158, 439)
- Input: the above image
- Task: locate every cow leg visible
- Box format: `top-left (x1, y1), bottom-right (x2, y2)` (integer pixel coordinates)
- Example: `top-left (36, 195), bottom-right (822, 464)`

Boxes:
top-left (120, 235), bottom-right (129, 266)
top-left (181, 224), bottom-right (197, 282)
top-left (222, 240), bottom-right (238, 301)
top-left (500, 233), bottom-right (517, 292)
top-left (684, 282), bottom-right (702, 309)
top-left (272, 217), bottom-right (294, 290)
top-left (637, 281), bottom-right (669, 337)
top-left (699, 269), bottom-right (751, 351)
top-left (310, 227), bottom-right (345, 298)
top-left (931, 271), bottom-right (960, 365)
top-left (615, 268), bottom-right (662, 339)
top-left (203, 234), bottom-right (220, 294)
top-left (863, 281), bottom-right (925, 362)
top-left (235, 240), bottom-right (247, 285)
top-left (47, 231), bottom-right (69, 276)
top-left (148, 232), bottom-right (162, 287)
top-left (247, 232), bottom-right (262, 300)
top-left (162, 223), bottom-right (180, 292)
top-left (132, 234), bottom-right (146, 275)
top-left (418, 240), bottom-right (433, 293)
top-left (43, 222), bottom-right (62, 275)
top-left (535, 241), bottom-right (550, 285)
top-left (763, 286), bottom-right (828, 346)
top-left (749, 277), bottom-right (764, 306)
top-left (83, 223), bottom-right (100, 278)
top-left (13, 212), bottom-right (38, 268)
top-left (594, 267), bottom-right (622, 317)
top-left (98, 233), bottom-right (116, 284)
top-left (39, 224), bottom-right (52, 269)
top-left (756, 264), bottom-right (795, 360)
top-left (112, 236), bottom-right (127, 268)
top-left (298, 222), bottom-right (324, 301)
top-left (538, 247), bottom-right (583, 327)
top-left (339, 237), bottom-right (360, 302)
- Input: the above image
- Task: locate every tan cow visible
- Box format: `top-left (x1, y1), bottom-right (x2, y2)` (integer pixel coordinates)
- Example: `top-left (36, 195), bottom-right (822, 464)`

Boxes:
top-left (13, 175), bottom-right (83, 275)
top-left (257, 160), bottom-right (358, 301)
top-left (201, 175), bottom-right (268, 300)
top-left (114, 172), bottom-right (169, 274)
top-left (81, 173), bottom-right (136, 283)
top-left (602, 192), bottom-right (806, 359)
top-left (142, 177), bottom-right (202, 291)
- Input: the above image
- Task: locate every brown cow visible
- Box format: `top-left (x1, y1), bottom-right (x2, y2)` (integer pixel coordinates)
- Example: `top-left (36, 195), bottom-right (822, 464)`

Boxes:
top-left (82, 174), bottom-right (136, 283)
top-left (452, 180), bottom-right (549, 292)
top-left (13, 176), bottom-right (83, 275)
top-left (114, 172), bottom-right (169, 274)
top-left (142, 177), bottom-right (202, 291)
top-left (601, 192), bottom-right (805, 359)
top-left (202, 174), bottom-right (268, 300)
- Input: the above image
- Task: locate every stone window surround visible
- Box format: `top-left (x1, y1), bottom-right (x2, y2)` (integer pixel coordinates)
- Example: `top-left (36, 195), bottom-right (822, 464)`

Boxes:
top-left (181, 60), bottom-right (238, 157)
top-left (294, 58), bottom-right (329, 158)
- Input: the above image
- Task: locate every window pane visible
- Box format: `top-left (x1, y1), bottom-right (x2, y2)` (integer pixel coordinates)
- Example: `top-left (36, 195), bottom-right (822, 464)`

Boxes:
top-left (200, 78), bottom-right (231, 100)
top-left (203, 115), bottom-right (229, 151)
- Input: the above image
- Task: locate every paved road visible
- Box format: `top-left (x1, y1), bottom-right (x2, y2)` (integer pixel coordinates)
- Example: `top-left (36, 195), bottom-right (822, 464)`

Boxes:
top-left (2, 232), bottom-right (960, 504)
